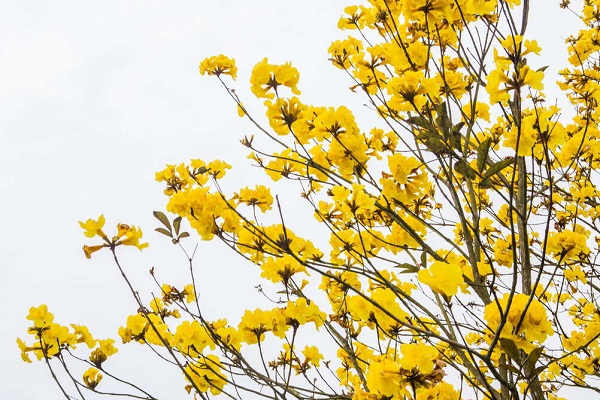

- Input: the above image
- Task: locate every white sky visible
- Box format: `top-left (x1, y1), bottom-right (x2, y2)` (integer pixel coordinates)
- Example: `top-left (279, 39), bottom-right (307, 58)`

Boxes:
top-left (1, 1), bottom-right (578, 399)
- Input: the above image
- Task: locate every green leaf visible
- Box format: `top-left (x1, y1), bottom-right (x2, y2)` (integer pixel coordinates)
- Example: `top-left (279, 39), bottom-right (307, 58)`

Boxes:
top-left (454, 159), bottom-right (477, 180)
top-left (178, 232), bottom-right (190, 240)
top-left (155, 227), bottom-right (172, 238)
top-left (153, 211), bottom-right (171, 231)
top-left (173, 216), bottom-right (182, 236)
top-left (523, 346), bottom-right (543, 375)
top-left (435, 101), bottom-right (451, 136)
top-left (500, 338), bottom-right (521, 362)
top-left (532, 365), bottom-right (547, 378)
top-left (394, 263), bottom-right (419, 273)
top-left (508, 99), bottom-right (519, 119)
top-left (406, 115), bottom-right (436, 132)
top-left (452, 121), bottom-right (465, 134)
top-left (477, 138), bottom-right (492, 172)
top-left (478, 178), bottom-right (493, 189)
top-left (505, 364), bottom-right (521, 374)
top-left (449, 122), bottom-right (464, 151)
top-left (481, 157), bottom-right (515, 181)
top-left (418, 131), bottom-right (448, 155)
top-left (420, 251), bottom-right (427, 270)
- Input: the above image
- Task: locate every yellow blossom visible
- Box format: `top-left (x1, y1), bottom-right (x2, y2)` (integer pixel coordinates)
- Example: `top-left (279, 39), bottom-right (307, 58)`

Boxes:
top-left (115, 223), bottom-right (149, 250)
top-left (83, 244), bottom-right (106, 259)
top-left (302, 345), bottom-right (324, 367)
top-left (16, 338), bottom-right (33, 363)
top-left (250, 58), bottom-right (301, 99)
top-left (399, 343), bottom-right (438, 373)
top-left (418, 261), bottom-right (464, 297)
top-left (79, 215), bottom-right (107, 239)
top-left (83, 367), bottom-right (103, 389)
top-left (236, 185), bottom-right (273, 212)
top-left (484, 293), bottom-right (554, 345)
top-left (26, 305), bottom-right (54, 329)
top-left (199, 54), bottom-right (237, 79)
top-left (184, 355), bottom-right (227, 395)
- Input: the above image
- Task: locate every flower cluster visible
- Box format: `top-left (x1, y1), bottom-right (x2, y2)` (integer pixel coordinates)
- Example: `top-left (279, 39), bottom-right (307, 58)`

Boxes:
top-left (18, 305), bottom-right (117, 391)
top-left (79, 215), bottom-right (148, 258)
top-left (20, 1), bottom-right (600, 399)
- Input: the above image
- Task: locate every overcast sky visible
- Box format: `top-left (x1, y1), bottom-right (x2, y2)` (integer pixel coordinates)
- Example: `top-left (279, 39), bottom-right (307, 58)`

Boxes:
top-left (1, 1), bottom-right (577, 399)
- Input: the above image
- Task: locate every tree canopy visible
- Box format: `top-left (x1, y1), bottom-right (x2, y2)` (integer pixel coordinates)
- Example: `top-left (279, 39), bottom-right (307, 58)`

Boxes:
top-left (18, 1), bottom-right (600, 399)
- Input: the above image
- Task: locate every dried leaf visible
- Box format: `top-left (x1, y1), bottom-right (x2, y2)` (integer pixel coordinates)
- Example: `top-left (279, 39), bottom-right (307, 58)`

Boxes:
top-left (153, 211), bottom-right (172, 231)
top-left (173, 216), bottom-right (182, 236)
top-left (155, 227), bottom-right (172, 238)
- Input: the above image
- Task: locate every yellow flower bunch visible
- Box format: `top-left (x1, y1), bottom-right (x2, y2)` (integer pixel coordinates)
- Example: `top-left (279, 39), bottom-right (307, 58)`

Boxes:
top-left (18, 305), bottom-right (105, 367)
top-left (79, 215), bottom-right (148, 258)
top-left (484, 293), bottom-right (554, 351)
top-left (250, 58), bottom-right (301, 99)
top-left (198, 54), bottom-right (237, 79)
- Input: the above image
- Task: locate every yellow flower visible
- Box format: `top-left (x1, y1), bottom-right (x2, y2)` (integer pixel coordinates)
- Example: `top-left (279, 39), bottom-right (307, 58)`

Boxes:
top-left (331, 183), bottom-right (376, 222)
top-left (328, 37), bottom-right (363, 69)
top-left (369, 287), bottom-right (410, 331)
top-left (238, 308), bottom-right (283, 344)
top-left (500, 35), bottom-right (542, 58)
top-left (565, 265), bottom-right (588, 284)
top-left (183, 284), bottom-right (196, 303)
top-left (519, 64), bottom-right (544, 90)
top-left (264, 97), bottom-right (307, 136)
top-left (302, 345), bottom-right (324, 367)
top-left (417, 382), bottom-right (460, 400)
top-left (211, 319), bottom-right (242, 352)
top-left (144, 314), bottom-right (172, 347)
top-left (264, 148), bottom-right (303, 181)
top-left (250, 58), bottom-right (301, 99)
top-left (387, 153), bottom-right (423, 186)
top-left (418, 261), bottom-right (464, 297)
top-left (463, 101), bottom-right (491, 123)
top-left (387, 71), bottom-right (439, 111)
top-left (97, 338), bottom-right (118, 357)
top-left (399, 343), bottom-right (438, 373)
top-left (237, 185), bottom-right (274, 212)
top-left (546, 230), bottom-right (590, 261)
top-left (237, 102), bottom-right (246, 117)
top-left (260, 254), bottom-right (306, 283)
top-left (70, 324), bottom-right (96, 348)
top-left (89, 348), bottom-right (107, 367)
top-left (285, 298), bottom-right (325, 328)
top-left (79, 215), bottom-right (107, 239)
top-left (26, 305), bottom-right (54, 329)
top-left (486, 67), bottom-right (511, 104)
top-left (115, 223), bottom-right (149, 251)
top-left (483, 293), bottom-right (554, 344)
top-left (174, 320), bottom-right (214, 356)
top-left (206, 159), bottom-right (232, 179)
top-left (119, 313), bottom-right (148, 343)
top-left (184, 355), bottom-right (227, 395)
top-left (83, 244), bottom-right (106, 259)
top-left (337, 5), bottom-right (369, 30)
top-left (16, 338), bottom-right (33, 363)
top-left (365, 356), bottom-right (404, 398)
top-left (199, 54), bottom-right (237, 79)
top-left (83, 367), bottom-right (103, 389)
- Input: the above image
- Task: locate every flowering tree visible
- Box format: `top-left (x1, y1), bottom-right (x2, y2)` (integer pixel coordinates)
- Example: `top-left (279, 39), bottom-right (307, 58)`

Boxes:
top-left (18, 1), bottom-right (600, 399)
